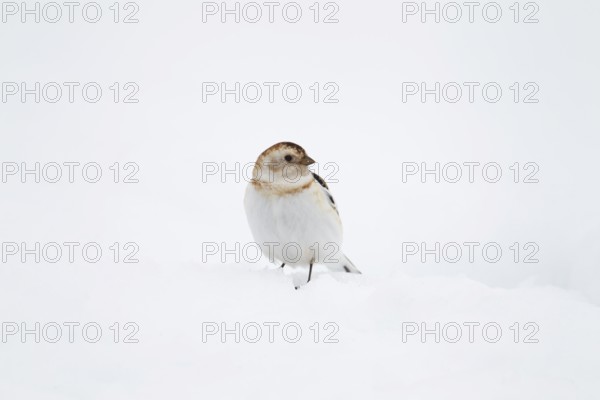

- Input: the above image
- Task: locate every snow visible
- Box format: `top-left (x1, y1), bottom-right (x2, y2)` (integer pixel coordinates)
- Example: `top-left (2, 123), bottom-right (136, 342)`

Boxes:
top-left (2, 0), bottom-right (600, 398)
top-left (1, 263), bottom-right (598, 399)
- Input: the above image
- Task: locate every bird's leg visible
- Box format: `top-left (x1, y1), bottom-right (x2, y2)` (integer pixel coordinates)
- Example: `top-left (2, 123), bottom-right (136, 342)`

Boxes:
top-left (295, 261), bottom-right (315, 289)
top-left (280, 263), bottom-right (285, 269)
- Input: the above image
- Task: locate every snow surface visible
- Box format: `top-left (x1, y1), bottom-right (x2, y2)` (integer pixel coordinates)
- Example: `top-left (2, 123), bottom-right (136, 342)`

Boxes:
top-left (1, 262), bottom-right (598, 399)
top-left (2, 0), bottom-right (600, 398)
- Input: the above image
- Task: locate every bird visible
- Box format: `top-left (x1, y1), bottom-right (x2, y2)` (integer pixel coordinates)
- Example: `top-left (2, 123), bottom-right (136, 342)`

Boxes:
top-left (244, 142), bottom-right (361, 288)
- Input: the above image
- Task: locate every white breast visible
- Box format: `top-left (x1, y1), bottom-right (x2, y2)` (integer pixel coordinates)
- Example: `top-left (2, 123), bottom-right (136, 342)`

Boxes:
top-left (244, 181), bottom-right (343, 266)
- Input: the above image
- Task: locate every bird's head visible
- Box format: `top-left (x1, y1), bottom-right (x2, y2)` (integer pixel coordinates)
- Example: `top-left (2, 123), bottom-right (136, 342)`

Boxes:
top-left (252, 142), bottom-right (316, 185)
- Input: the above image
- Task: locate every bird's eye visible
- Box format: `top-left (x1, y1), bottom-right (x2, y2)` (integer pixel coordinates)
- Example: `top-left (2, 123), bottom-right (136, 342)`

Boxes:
top-left (284, 155), bottom-right (293, 162)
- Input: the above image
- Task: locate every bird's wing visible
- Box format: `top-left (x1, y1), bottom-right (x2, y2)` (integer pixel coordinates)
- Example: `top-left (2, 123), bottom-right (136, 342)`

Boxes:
top-left (312, 173), bottom-right (338, 214)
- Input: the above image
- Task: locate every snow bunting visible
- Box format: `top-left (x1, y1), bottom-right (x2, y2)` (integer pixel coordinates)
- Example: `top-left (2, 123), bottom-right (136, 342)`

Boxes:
top-left (244, 142), bottom-right (361, 288)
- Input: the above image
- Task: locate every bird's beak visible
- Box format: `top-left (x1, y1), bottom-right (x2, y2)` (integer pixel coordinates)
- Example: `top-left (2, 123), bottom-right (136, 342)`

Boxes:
top-left (300, 155), bottom-right (316, 165)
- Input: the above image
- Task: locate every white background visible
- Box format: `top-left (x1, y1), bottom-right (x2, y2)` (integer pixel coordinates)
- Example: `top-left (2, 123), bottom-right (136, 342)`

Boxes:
top-left (1, 1), bottom-right (599, 399)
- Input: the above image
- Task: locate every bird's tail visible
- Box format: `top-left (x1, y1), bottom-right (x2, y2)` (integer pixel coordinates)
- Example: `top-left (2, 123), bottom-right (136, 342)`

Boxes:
top-left (331, 254), bottom-right (361, 274)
